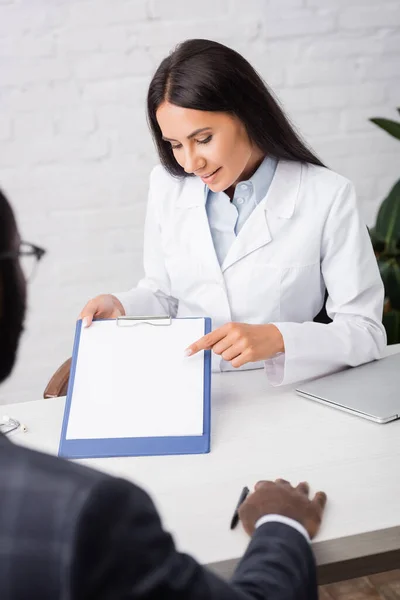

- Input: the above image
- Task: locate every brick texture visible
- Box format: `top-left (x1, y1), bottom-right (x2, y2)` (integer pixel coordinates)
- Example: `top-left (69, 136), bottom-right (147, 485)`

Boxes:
top-left (0, 0), bottom-right (399, 404)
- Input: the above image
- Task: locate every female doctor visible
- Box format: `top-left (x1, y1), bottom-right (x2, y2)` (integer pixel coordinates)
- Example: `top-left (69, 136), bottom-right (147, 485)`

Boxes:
top-left (79, 39), bottom-right (386, 386)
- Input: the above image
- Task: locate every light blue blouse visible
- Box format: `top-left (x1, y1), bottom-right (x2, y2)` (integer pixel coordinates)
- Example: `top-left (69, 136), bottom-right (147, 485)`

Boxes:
top-left (205, 155), bottom-right (278, 265)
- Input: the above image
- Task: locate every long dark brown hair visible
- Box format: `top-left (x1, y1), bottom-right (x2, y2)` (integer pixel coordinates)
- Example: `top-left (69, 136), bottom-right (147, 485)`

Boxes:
top-left (147, 39), bottom-right (325, 177)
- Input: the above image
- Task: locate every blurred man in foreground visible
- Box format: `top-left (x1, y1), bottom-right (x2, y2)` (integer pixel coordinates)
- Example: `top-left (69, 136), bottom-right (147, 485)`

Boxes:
top-left (0, 188), bottom-right (326, 599)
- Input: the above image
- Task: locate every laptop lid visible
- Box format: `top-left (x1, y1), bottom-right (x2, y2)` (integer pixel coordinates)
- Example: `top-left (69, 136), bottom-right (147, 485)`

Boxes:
top-left (296, 353), bottom-right (400, 424)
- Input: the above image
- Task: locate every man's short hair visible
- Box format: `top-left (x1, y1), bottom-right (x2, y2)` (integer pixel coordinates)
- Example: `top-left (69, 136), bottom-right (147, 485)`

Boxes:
top-left (0, 188), bottom-right (26, 384)
top-left (0, 188), bottom-right (17, 254)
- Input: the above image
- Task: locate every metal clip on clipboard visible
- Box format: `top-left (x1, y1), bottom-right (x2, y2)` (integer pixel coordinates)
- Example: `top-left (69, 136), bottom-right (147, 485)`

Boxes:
top-left (116, 315), bottom-right (171, 328)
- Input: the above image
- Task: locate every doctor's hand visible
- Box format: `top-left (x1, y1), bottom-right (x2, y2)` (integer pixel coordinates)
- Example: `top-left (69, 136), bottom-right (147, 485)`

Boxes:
top-left (239, 479), bottom-right (327, 538)
top-left (79, 294), bottom-right (125, 328)
top-left (185, 322), bottom-right (284, 368)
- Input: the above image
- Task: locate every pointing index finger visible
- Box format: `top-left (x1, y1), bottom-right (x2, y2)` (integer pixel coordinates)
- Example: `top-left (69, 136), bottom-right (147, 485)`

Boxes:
top-left (184, 326), bottom-right (226, 356)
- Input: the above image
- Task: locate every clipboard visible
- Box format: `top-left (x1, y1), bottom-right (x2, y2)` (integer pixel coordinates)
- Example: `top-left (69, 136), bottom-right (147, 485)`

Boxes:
top-left (58, 316), bottom-right (211, 459)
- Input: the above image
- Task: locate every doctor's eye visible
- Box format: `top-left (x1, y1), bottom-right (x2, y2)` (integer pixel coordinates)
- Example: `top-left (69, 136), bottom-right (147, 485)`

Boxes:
top-left (197, 135), bottom-right (212, 145)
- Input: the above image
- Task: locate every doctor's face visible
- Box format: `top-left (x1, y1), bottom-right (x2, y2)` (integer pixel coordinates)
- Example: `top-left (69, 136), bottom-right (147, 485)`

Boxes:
top-left (156, 102), bottom-right (264, 192)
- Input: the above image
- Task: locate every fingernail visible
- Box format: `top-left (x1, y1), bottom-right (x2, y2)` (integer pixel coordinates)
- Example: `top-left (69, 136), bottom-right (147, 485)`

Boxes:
top-left (184, 348), bottom-right (193, 357)
top-left (82, 317), bottom-right (89, 328)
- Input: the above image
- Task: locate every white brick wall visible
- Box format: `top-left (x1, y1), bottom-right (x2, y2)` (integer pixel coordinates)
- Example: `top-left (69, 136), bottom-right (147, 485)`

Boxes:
top-left (0, 0), bottom-right (399, 404)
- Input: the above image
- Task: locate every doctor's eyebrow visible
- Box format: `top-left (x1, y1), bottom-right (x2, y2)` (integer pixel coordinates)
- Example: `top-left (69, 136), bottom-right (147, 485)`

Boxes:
top-left (162, 127), bottom-right (212, 142)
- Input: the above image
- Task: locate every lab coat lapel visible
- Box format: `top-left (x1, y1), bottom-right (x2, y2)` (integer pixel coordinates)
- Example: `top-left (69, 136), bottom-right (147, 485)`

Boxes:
top-left (176, 176), bottom-right (223, 282)
top-left (221, 205), bottom-right (272, 272)
top-left (221, 160), bottom-right (301, 272)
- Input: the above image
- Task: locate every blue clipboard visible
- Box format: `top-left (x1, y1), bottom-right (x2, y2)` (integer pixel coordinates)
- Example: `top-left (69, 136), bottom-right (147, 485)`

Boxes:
top-left (58, 317), bottom-right (212, 460)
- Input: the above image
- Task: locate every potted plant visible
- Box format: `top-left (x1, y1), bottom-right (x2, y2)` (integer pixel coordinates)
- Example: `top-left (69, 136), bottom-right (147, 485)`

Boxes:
top-left (368, 108), bottom-right (400, 344)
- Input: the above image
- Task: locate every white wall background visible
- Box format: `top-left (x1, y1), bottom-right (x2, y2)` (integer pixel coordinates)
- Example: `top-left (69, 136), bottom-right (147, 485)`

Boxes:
top-left (0, 0), bottom-right (399, 404)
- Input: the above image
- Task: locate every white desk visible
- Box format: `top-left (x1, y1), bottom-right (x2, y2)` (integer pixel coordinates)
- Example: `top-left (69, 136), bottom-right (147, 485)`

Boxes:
top-left (5, 345), bottom-right (400, 581)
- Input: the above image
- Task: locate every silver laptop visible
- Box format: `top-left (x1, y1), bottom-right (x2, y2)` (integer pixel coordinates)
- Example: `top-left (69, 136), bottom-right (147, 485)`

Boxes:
top-left (296, 353), bottom-right (400, 424)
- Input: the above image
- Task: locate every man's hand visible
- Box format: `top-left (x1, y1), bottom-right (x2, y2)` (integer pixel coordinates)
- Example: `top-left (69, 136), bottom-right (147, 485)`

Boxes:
top-left (239, 479), bottom-right (327, 539)
top-left (184, 322), bottom-right (284, 368)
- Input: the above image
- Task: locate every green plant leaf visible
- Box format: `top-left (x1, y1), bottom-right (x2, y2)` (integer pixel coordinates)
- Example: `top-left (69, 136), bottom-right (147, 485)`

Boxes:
top-left (368, 227), bottom-right (386, 253)
top-left (392, 261), bottom-right (400, 310)
top-left (370, 117), bottom-right (400, 140)
top-left (378, 259), bottom-right (393, 286)
top-left (375, 179), bottom-right (400, 247)
top-left (378, 259), bottom-right (400, 310)
top-left (383, 309), bottom-right (400, 345)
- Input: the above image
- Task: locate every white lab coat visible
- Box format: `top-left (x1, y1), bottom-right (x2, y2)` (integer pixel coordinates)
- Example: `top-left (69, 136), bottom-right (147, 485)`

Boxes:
top-left (115, 160), bottom-right (386, 385)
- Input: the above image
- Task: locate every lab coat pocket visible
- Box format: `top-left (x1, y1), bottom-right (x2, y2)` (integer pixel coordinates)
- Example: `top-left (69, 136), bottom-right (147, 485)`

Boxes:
top-left (279, 262), bottom-right (324, 321)
top-left (235, 261), bottom-right (282, 323)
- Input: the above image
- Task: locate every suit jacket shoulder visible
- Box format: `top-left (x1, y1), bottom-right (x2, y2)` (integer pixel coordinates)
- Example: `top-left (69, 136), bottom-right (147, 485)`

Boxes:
top-left (0, 436), bottom-right (111, 598)
top-left (0, 435), bottom-right (317, 600)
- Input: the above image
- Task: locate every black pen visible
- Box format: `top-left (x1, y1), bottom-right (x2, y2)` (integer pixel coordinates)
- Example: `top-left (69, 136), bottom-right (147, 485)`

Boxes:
top-left (230, 486), bottom-right (250, 530)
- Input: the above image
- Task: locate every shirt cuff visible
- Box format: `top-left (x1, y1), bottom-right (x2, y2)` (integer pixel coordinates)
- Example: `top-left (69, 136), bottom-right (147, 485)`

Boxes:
top-left (255, 514), bottom-right (310, 543)
top-left (264, 352), bottom-right (286, 386)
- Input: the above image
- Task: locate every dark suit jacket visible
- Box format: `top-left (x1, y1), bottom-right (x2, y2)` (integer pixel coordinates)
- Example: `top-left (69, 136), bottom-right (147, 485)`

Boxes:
top-left (0, 433), bottom-right (317, 599)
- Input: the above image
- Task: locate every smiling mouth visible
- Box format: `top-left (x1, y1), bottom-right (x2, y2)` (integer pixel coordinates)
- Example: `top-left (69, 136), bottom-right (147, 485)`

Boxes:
top-left (201, 167), bottom-right (220, 179)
